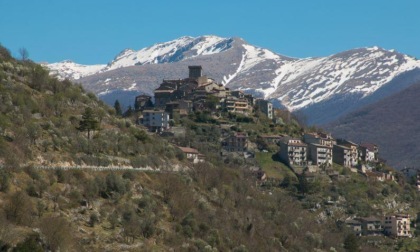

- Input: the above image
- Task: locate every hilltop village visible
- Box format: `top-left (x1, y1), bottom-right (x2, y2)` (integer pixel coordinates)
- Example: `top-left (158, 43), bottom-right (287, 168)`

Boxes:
top-left (134, 66), bottom-right (385, 178)
top-left (128, 66), bottom-right (415, 239)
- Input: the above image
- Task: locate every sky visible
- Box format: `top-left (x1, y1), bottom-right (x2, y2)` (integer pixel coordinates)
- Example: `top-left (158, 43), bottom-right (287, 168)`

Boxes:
top-left (1, 0), bottom-right (419, 65)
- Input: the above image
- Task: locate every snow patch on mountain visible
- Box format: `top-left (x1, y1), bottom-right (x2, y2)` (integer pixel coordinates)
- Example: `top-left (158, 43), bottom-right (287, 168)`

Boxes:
top-left (222, 53), bottom-right (246, 85)
top-left (46, 60), bottom-right (106, 80)
top-left (267, 47), bottom-right (420, 111)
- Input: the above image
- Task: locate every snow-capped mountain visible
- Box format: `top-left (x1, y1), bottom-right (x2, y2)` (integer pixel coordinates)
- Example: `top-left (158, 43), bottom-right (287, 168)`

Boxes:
top-left (47, 36), bottom-right (234, 79)
top-left (45, 35), bottom-right (420, 124)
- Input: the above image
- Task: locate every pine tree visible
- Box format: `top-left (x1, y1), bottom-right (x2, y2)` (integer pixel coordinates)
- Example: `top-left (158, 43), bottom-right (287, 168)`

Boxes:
top-left (77, 107), bottom-right (99, 139)
top-left (298, 173), bottom-right (310, 195)
top-left (344, 233), bottom-right (359, 252)
top-left (114, 100), bottom-right (122, 116)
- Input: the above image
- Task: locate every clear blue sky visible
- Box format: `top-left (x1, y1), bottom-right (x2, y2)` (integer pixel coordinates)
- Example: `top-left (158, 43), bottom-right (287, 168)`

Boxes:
top-left (1, 0), bottom-right (419, 64)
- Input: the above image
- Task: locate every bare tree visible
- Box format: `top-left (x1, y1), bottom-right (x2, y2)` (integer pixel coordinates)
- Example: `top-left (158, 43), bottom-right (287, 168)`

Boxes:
top-left (19, 47), bottom-right (29, 61)
top-left (39, 216), bottom-right (76, 251)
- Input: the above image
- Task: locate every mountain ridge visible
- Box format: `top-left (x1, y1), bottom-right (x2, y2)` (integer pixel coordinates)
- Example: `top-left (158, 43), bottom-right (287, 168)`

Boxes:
top-left (45, 35), bottom-right (420, 124)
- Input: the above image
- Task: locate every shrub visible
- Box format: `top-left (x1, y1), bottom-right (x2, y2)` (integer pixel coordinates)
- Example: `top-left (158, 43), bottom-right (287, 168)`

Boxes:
top-left (0, 169), bottom-right (10, 192)
top-left (89, 213), bottom-right (99, 227)
top-left (13, 233), bottom-right (43, 252)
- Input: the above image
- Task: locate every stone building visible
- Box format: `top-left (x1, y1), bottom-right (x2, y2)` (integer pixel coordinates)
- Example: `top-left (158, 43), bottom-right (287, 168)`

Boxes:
top-left (255, 99), bottom-right (273, 119)
top-left (308, 143), bottom-right (333, 167)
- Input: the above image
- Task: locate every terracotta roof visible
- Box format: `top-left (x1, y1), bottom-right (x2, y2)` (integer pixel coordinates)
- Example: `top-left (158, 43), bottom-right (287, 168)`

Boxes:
top-left (178, 146), bottom-right (199, 154)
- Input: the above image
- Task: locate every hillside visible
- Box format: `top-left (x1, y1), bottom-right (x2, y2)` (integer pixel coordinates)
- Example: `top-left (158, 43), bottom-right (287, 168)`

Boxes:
top-left (327, 81), bottom-right (420, 169)
top-left (2, 44), bottom-right (420, 251)
top-left (46, 35), bottom-right (420, 124)
top-left (0, 44), bottom-right (343, 251)
top-left (0, 45), bottom-right (180, 168)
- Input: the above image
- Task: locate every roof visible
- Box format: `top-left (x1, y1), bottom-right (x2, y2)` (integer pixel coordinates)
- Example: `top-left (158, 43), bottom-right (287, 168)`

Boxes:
top-left (260, 134), bottom-right (283, 139)
top-left (234, 132), bottom-right (248, 138)
top-left (345, 219), bottom-right (362, 225)
top-left (360, 143), bottom-right (377, 152)
top-left (310, 143), bottom-right (333, 149)
top-left (143, 110), bottom-right (166, 113)
top-left (337, 139), bottom-right (358, 146)
top-left (281, 136), bottom-right (306, 146)
top-left (178, 146), bottom-right (199, 154)
top-left (333, 144), bottom-right (351, 150)
top-left (135, 94), bottom-right (152, 99)
top-left (356, 216), bottom-right (381, 222)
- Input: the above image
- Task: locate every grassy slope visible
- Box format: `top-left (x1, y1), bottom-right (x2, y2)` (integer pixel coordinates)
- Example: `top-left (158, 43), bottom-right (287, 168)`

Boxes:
top-left (255, 152), bottom-right (296, 180)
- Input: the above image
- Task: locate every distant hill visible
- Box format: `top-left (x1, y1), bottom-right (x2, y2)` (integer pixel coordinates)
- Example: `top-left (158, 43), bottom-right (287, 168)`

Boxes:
top-left (327, 81), bottom-right (420, 168)
top-left (46, 35), bottom-right (420, 124)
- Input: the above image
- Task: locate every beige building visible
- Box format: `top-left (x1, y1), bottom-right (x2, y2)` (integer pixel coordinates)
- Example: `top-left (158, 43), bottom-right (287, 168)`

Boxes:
top-left (308, 143), bottom-right (333, 166)
top-left (303, 132), bottom-right (335, 147)
top-left (223, 96), bottom-right (252, 115)
top-left (383, 214), bottom-right (411, 237)
top-left (177, 146), bottom-right (204, 164)
top-left (279, 138), bottom-right (307, 167)
top-left (303, 132), bottom-right (334, 167)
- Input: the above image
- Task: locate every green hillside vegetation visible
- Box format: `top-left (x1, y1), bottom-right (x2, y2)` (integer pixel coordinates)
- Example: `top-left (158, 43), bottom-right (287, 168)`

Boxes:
top-left (1, 44), bottom-right (420, 251)
top-left (255, 152), bottom-right (295, 180)
top-left (0, 45), bottom-right (181, 169)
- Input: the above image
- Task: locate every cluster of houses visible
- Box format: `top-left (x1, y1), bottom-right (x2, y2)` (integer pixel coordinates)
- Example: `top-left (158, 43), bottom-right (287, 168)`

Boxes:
top-left (136, 66), bottom-right (273, 132)
top-left (275, 132), bottom-right (394, 181)
top-left (345, 214), bottom-right (412, 238)
top-left (135, 66), bottom-right (274, 163)
top-left (278, 133), bottom-right (378, 169)
top-left (133, 65), bottom-right (392, 182)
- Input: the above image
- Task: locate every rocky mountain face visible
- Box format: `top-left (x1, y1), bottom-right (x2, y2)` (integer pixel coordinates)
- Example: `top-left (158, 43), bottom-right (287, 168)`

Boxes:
top-left (46, 35), bottom-right (420, 124)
